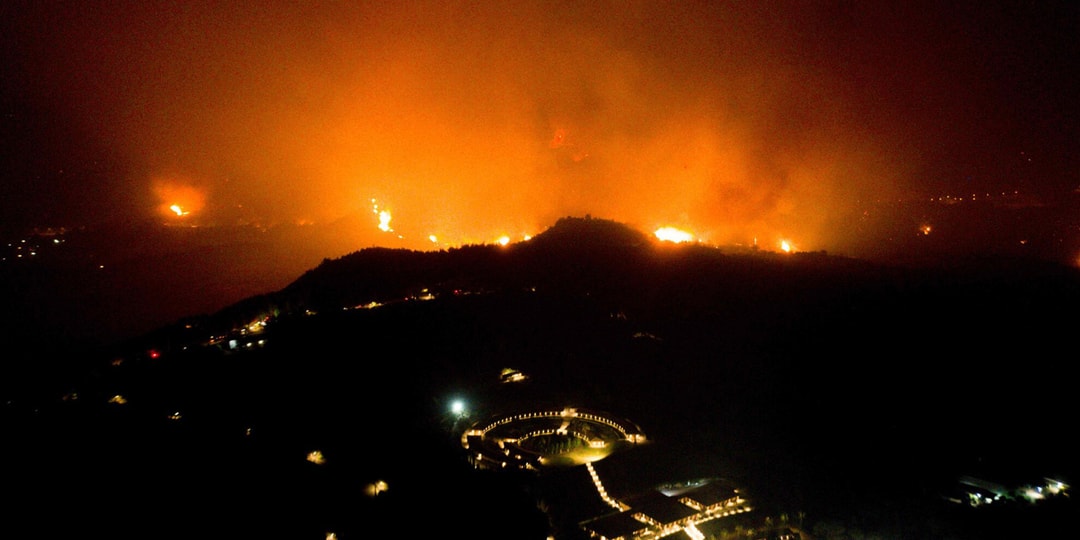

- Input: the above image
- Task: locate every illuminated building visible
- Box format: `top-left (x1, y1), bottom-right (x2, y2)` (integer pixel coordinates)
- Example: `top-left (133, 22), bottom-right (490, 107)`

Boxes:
top-left (579, 478), bottom-right (751, 540)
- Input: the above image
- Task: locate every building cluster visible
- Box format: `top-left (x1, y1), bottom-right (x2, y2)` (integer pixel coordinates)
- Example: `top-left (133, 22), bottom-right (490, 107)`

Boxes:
top-left (579, 478), bottom-right (754, 540)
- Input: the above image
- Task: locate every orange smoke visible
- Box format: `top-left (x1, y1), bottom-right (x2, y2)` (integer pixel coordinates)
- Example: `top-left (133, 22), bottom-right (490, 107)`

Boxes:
top-left (33, 2), bottom-right (977, 260)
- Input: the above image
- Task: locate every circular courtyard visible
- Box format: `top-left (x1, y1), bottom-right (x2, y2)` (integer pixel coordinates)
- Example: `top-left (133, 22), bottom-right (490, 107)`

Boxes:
top-left (461, 407), bottom-right (647, 470)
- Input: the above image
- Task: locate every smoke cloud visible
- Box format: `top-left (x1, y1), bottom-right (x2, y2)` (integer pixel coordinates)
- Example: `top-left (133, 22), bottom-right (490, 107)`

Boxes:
top-left (5, 1), bottom-right (1076, 255)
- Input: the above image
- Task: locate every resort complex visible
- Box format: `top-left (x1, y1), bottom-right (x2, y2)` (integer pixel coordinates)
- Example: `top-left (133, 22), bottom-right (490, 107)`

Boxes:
top-left (461, 406), bottom-right (755, 539)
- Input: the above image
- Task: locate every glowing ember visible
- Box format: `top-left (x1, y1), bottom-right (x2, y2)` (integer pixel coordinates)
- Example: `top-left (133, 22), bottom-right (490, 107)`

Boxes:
top-left (654, 227), bottom-right (694, 243)
top-left (920, 224), bottom-right (932, 235)
top-left (550, 128), bottom-right (568, 149)
top-left (169, 204), bottom-right (188, 216)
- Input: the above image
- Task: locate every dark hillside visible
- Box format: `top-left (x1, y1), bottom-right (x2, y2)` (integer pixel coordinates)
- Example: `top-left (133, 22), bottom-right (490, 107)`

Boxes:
top-left (3, 215), bottom-right (1077, 539)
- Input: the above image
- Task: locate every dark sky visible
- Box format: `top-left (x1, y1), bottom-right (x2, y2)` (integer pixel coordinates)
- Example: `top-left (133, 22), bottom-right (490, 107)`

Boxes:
top-left (2, 1), bottom-right (1077, 252)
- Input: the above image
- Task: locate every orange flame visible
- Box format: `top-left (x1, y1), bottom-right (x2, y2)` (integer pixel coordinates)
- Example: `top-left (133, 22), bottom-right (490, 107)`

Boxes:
top-left (654, 227), bottom-right (695, 243)
top-left (152, 177), bottom-right (206, 221)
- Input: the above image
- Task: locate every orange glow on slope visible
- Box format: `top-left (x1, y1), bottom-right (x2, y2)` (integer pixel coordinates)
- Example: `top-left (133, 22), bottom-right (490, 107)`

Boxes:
top-left (654, 227), bottom-right (695, 243)
top-left (152, 178), bottom-right (206, 221)
top-left (550, 128), bottom-right (568, 149)
top-left (371, 199), bottom-right (394, 233)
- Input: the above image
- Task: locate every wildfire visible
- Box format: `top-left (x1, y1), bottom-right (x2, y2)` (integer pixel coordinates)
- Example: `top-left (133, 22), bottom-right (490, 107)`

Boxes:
top-left (920, 224), bottom-right (932, 235)
top-left (371, 198), bottom-right (393, 232)
top-left (654, 227), bottom-right (694, 243)
top-left (378, 210), bottom-right (393, 232)
top-left (152, 177), bottom-right (206, 221)
top-left (780, 240), bottom-right (794, 253)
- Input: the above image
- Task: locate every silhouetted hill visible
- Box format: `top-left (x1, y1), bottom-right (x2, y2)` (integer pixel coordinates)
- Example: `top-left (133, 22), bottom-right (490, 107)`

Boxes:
top-left (210, 215), bottom-right (1079, 355)
top-left (525, 215), bottom-right (652, 249)
top-left (233, 216), bottom-right (855, 323)
top-left (277, 216), bottom-right (649, 308)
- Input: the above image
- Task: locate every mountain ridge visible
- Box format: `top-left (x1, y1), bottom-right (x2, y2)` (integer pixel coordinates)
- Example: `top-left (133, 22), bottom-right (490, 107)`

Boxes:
top-left (155, 214), bottom-right (1076, 339)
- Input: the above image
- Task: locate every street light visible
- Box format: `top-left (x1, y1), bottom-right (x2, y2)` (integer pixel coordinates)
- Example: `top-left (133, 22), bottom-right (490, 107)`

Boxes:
top-left (451, 399), bottom-right (466, 417)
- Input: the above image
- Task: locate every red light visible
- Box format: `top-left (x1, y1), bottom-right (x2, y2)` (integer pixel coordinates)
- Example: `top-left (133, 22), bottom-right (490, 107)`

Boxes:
top-left (148, 350), bottom-right (160, 359)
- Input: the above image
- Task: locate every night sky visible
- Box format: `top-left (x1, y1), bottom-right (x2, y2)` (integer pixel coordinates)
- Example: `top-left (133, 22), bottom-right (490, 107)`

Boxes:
top-left (3, 1), bottom-right (1077, 253)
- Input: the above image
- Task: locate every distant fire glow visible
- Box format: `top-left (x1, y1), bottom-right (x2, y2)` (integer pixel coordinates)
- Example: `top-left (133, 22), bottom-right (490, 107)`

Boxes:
top-left (371, 199), bottom-right (393, 232)
top-left (654, 227), bottom-right (694, 243)
top-left (0, 2), bottom-right (1070, 269)
top-left (780, 240), bottom-right (794, 253)
top-left (152, 178), bottom-right (205, 221)
top-left (920, 224), bottom-right (932, 235)
top-left (122, 4), bottom-right (929, 257)
top-left (378, 211), bottom-right (393, 232)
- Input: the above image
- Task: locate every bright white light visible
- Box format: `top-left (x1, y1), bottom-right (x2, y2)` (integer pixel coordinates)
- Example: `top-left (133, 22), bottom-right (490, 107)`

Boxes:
top-left (451, 400), bottom-right (465, 415)
top-left (378, 210), bottom-right (393, 232)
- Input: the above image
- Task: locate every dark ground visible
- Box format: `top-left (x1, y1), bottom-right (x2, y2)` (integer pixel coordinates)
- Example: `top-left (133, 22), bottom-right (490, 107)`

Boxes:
top-left (2, 217), bottom-right (1077, 539)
